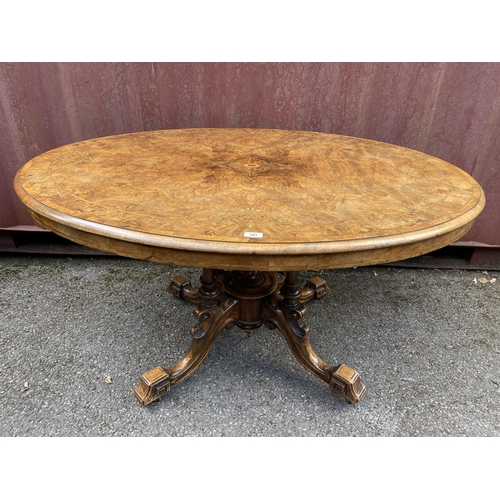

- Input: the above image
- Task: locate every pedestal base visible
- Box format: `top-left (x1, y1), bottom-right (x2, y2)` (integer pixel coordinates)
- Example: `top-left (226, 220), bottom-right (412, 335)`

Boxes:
top-left (134, 269), bottom-right (366, 406)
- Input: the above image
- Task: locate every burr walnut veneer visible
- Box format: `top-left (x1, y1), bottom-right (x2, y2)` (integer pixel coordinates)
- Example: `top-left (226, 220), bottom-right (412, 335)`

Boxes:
top-left (14, 128), bottom-right (485, 406)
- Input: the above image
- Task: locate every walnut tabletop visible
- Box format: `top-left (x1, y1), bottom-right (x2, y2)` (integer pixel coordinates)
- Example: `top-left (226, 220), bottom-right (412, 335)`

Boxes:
top-left (14, 128), bottom-right (485, 272)
top-left (14, 128), bottom-right (486, 407)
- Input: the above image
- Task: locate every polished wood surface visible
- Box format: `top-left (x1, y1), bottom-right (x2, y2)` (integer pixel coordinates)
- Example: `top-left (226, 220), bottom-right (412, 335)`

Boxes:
top-left (14, 128), bottom-right (485, 271)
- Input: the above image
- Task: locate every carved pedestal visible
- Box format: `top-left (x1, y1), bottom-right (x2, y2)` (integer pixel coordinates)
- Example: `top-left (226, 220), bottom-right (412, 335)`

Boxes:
top-left (134, 269), bottom-right (366, 406)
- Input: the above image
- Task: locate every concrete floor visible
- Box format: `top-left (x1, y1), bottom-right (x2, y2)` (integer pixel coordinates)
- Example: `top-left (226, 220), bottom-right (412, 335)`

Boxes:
top-left (1, 255), bottom-right (499, 437)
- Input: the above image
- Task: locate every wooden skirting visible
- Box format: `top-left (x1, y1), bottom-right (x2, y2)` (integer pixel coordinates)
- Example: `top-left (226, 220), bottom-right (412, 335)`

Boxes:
top-left (2, 229), bottom-right (499, 270)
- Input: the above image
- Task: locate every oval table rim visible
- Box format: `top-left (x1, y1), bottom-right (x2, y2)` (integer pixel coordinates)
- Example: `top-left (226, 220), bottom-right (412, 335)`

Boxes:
top-left (14, 170), bottom-right (486, 257)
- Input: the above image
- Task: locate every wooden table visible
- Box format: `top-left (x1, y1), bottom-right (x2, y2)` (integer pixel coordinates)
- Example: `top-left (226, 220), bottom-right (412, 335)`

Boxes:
top-left (14, 128), bottom-right (485, 406)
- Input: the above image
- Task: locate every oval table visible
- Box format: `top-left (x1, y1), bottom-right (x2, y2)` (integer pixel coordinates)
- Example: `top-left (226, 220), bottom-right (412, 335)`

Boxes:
top-left (14, 128), bottom-right (485, 406)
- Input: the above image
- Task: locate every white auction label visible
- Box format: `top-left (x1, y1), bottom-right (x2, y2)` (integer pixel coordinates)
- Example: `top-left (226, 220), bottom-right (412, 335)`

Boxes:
top-left (244, 231), bottom-right (263, 238)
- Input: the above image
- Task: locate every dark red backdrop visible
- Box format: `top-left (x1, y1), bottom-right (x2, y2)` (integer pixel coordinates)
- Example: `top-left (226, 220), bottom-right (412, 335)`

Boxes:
top-left (1, 62), bottom-right (499, 246)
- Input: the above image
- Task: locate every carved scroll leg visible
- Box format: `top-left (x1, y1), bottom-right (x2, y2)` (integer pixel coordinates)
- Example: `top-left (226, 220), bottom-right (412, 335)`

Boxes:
top-left (272, 273), bottom-right (330, 304)
top-left (263, 271), bottom-right (366, 404)
top-left (135, 269), bottom-right (238, 406)
top-left (299, 276), bottom-right (330, 303)
top-left (167, 270), bottom-right (226, 304)
top-left (167, 275), bottom-right (201, 304)
top-left (134, 296), bottom-right (239, 405)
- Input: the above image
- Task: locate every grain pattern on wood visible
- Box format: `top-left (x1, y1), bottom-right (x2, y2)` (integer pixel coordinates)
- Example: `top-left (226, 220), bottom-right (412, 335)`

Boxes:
top-left (14, 128), bottom-right (485, 270)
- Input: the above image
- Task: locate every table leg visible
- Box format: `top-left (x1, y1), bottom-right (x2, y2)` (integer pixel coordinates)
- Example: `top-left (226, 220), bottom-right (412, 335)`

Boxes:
top-left (272, 273), bottom-right (330, 304)
top-left (166, 270), bottom-right (225, 304)
top-left (262, 271), bottom-right (366, 404)
top-left (134, 269), bottom-right (239, 406)
top-left (299, 276), bottom-right (331, 303)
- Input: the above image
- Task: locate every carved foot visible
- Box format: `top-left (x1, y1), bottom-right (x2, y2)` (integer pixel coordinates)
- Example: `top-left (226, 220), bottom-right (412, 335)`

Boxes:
top-left (273, 274), bottom-right (330, 303)
top-left (167, 271), bottom-right (226, 304)
top-left (134, 366), bottom-right (171, 406)
top-left (329, 364), bottom-right (366, 404)
top-left (300, 276), bottom-right (330, 303)
top-left (167, 275), bottom-right (201, 303)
